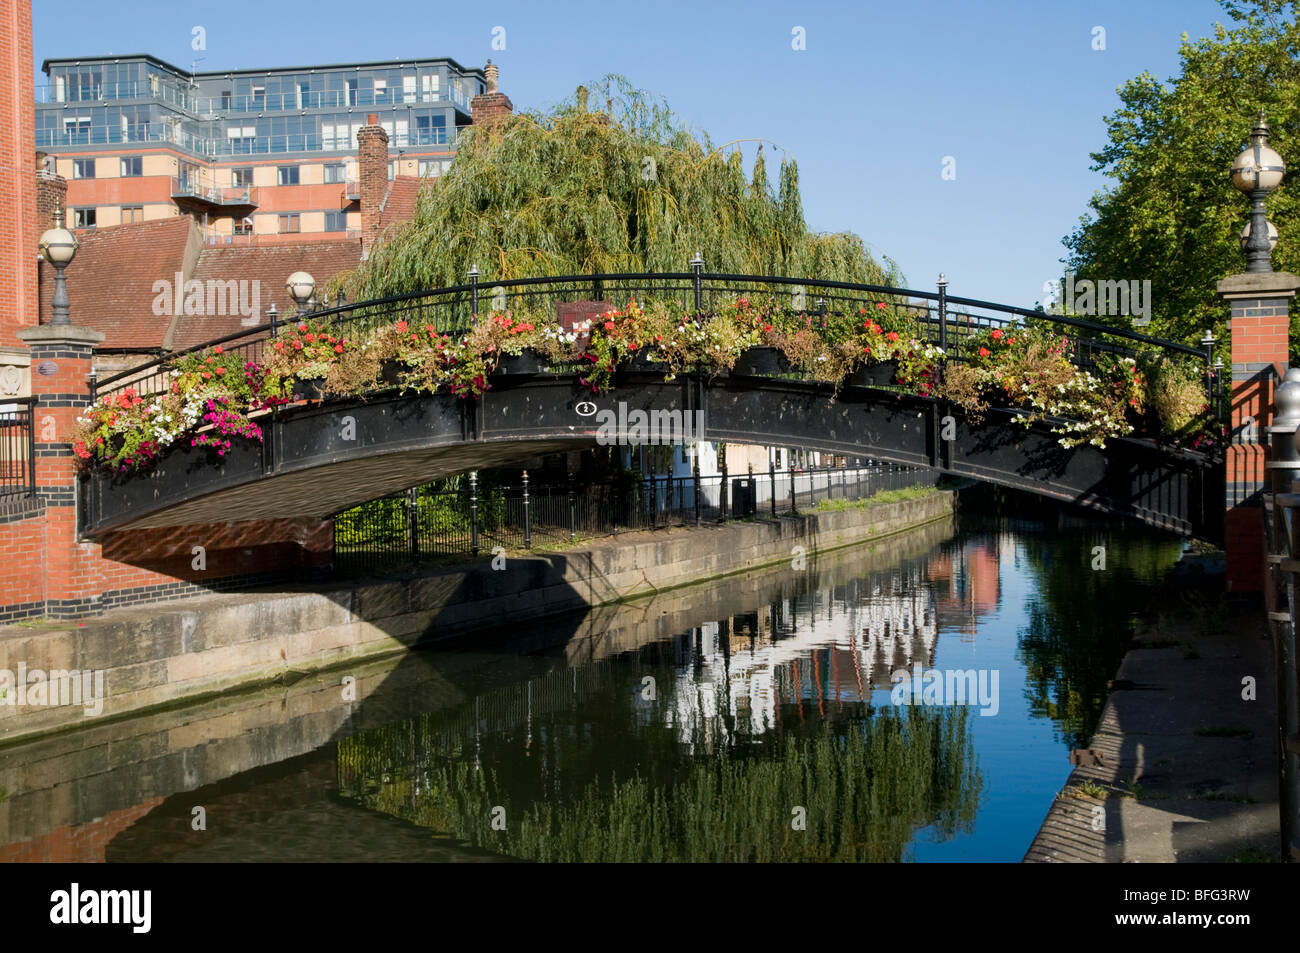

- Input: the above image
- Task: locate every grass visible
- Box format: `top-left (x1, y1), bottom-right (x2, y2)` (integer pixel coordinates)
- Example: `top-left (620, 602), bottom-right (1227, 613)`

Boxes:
top-left (1193, 725), bottom-right (1254, 739)
top-left (1122, 779), bottom-right (1150, 799)
top-left (813, 484), bottom-right (939, 512)
top-left (1061, 780), bottom-right (1109, 799)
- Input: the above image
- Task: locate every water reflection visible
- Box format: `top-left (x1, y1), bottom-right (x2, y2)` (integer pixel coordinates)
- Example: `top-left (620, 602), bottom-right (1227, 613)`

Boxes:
top-left (0, 501), bottom-right (1186, 862)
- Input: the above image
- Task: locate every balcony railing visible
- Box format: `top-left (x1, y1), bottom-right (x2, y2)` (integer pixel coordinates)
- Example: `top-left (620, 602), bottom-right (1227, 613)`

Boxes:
top-left (172, 176), bottom-right (258, 207)
top-left (37, 81), bottom-right (476, 115)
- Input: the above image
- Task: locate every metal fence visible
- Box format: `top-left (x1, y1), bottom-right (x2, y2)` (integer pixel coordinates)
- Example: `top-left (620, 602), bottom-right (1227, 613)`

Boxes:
top-left (0, 397), bottom-right (36, 501)
top-left (1262, 488), bottom-right (1300, 863)
top-left (333, 463), bottom-right (938, 574)
top-left (94, 268), bottom-right (1220, 411)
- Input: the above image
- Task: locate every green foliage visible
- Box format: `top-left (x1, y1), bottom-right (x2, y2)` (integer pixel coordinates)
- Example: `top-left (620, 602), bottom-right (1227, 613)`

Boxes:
top-left (339, 705), bottom-right (981, 862)
top-left (343, 75), bottom-right (903, 297)
top-left (1062, 0), bottom-right (1300, 357)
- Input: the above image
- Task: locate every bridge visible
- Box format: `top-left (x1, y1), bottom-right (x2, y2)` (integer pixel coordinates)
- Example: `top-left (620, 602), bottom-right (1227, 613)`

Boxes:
top-left (82, 270), bottom-right (1225, 542)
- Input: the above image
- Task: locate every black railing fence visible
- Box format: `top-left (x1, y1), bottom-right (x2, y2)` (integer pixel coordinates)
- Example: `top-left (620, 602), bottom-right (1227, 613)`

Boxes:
top-left (92, 268), bottom-right (1220, 412)
top-left (333, 463), bottom-right (938, 574)
top-left (0, 397), bottom-right (36, 501)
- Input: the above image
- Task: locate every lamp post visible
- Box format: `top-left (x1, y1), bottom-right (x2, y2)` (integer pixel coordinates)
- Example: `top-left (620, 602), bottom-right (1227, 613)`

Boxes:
top-left (286, 271), bottom-right (316, 316)
top-left (38, 205), bottom-right (78, 326)
top-left (1231, 110), bottom-right (1286, 273)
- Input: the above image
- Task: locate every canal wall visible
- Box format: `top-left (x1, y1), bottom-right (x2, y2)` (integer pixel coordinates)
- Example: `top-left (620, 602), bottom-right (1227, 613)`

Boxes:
top-left (0, 488), bottom-right (957, 743)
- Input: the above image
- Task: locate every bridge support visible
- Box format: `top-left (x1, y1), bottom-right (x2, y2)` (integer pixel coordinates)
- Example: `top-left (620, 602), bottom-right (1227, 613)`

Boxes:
top-left (0, 322), bottom-right (334, 622)
top-left (1218, 270), bottom-right (1300, 593)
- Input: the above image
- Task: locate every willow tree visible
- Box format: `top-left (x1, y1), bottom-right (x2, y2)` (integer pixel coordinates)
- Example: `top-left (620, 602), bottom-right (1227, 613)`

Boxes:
top-left (344, 75), bottom-right (902, 298)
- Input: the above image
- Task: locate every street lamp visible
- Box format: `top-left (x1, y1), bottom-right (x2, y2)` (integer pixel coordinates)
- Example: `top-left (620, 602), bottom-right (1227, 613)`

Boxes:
top-left (1231, 109), bottom-right (1286, 273)
top-left (286, 271), bottom-right (316, 315)
top-left (38, 205), bottom-right (78, 326)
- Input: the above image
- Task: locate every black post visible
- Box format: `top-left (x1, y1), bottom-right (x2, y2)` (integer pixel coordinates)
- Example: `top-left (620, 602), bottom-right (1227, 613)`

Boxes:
top-left (469, 470), bottom-right (480, 556)
top-left (522, 469), bottom-right (531, 550)
top-left (693, 450), bottom-right (701, 527)
top-left (719, 449), bottom-right (729, 523)
top-left (769, 453), bottom-right (777, 517)
top-left (789, 463), bottom-right (797, 514)
top-left (691, 254), bottom-right (704, 314)
top-left (937, 274), bottom-right (948, 351)
top-left (593, 270), bottom-right (603, 303)
top-left (468, 265), bottom-right (480, 319)
top-left (612, 479), bottom-right (620, 535)
top-left (268, 302), bottom-right (278, 336)
top-left (568, 474), bottom-right (576, 542)
top-left (407, 486), bottom-right (419, 562)
top-left (25, 399), bottom-right (36, 498)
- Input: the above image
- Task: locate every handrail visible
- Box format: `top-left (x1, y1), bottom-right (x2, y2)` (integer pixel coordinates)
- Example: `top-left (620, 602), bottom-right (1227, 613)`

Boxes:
top-left (92, 272), bottom-right (1211, 398)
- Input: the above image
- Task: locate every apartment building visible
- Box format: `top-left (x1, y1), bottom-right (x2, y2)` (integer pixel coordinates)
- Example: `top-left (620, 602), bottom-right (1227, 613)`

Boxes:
top-left (35, 53), bottom-right (486, 243)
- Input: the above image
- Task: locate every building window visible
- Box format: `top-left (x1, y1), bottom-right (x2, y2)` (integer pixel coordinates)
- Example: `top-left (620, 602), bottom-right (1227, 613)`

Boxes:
top-left (63, 116), bottom-right (91, 143)
top-left (324, 211), bottom-right (346, 232)
top-left (120, 156), bottom-right (143, 177)
top-left (345, 79), bottom-right (357, 106)
top-left (121, 206), bottom-right (144, 224)
top-left (278, 213), bottom-right (300, 234)
top-left (72, 158), bottom-right (95, 179)
top-left (221, 91), bottom-right (232, 110)
top-left (324, 163), bottom-right (346, 184)
top-left (418, 159), bottom-right (449, 178)
top-left (372, 78), bottom-right (387, 103)
top-left (297, 81), bottom-right (311, 109)
top-left (72, 207), bottom-right (96, 229)
top-left (422, 74), bottom-right (439, 101)
top-left (251, 84), bottom-right (265, 107)
top-left (226, 125), bottom-right (256, 153)
top-left (234, 217), bottom-right (253, 236)
top-left (231, 167), bottom-right (253, 188)
top-left (277, 166), bottom-right (299, 186)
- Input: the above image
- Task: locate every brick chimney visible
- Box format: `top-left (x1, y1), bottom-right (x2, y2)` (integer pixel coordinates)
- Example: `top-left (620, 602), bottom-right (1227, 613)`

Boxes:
top-left (471, 60), bottom-right (513, 127)
top-left (356, 113), bottom-right (389, 258)
top-left (35, 153), bottom-right (67, 236)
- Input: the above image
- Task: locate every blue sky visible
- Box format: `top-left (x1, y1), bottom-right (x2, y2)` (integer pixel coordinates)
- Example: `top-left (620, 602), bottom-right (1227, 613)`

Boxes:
top-left (37, 0), bottom-right (1236, 305)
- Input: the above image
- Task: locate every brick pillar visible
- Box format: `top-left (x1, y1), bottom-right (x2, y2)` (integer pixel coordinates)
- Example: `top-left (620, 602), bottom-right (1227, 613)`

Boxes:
top-left (0, 0), bottom-right (36, 349)
top-left (356, 114), bottom-right (388, 259)
top-left (15, 323), bottom-right (105, 616)
top-left (1217, 271), bottom-right (1300, 592)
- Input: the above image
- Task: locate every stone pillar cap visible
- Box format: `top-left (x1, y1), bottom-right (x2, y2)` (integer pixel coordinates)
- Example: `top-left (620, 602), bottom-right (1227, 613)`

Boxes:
top-left (16, 324), bottom-right (105, 346)
top-left (1217, 271), bottom-right (1300, 297)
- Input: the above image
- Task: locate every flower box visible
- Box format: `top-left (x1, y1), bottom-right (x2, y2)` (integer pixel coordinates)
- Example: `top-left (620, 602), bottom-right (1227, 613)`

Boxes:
top-left (493, 351), bottom-right (546, 375)
top-left (733, 346), bottom-right (793, 377)
top-left (848, 359), bottom-right (899, 388)
top-left (622, 348), bottom-right (663, 371)
top-left (379, 359), bottom-right (404, 387)
top-left (293, 376), bottom-right (327, 400)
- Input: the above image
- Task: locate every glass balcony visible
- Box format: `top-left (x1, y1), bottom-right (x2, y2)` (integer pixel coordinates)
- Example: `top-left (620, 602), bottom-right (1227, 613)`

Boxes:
top-left (172, 176), bottom-right (258, 208)
top-left (36, 122), bottom-right (467, 157)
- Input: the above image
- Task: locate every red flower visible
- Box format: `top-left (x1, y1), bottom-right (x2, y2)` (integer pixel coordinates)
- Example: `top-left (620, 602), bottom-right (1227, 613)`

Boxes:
top-left (876, 302), bottom-right (888, 310)
top-left (293, 341), bottom-right (303, 350)
top-left (215, 367), bottom-right (226, 375)
top-left (604, 321), bottom-right (616, 331)
top-left (886, 331), bottom-right (900, 342)
top-left (334, 344), bottom-right (343, 353)
top-left (305, 333), bottom-right (316, 343)
top-left (979, 347), bottom-right (990, 357)
top-left (214, 346), bottom-right (223, 355)
top-left (202, 371), bottom-right (212, 379)
top-left (991, 329), bottom-right (1004, 340)
top-left (298, 323), bottom-right (308, 333)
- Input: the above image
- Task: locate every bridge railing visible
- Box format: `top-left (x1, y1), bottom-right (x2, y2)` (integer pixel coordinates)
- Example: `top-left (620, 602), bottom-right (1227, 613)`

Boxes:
top-left (0, 397), bottom-right (36, 502)
top-left (92, 271), bottom-right (1217, 408)
top-left (333, 463), bottom-right (938, 574)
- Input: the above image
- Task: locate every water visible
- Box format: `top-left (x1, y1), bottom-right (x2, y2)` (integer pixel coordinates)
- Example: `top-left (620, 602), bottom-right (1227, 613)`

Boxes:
top-left (0, 502), bottom-right (1186, 862)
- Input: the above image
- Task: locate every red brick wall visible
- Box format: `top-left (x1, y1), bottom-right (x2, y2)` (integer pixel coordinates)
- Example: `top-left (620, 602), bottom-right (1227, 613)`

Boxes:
top-left (471, 91), bottom-right (513, 127)
top-left (0, 0), bottom-right (37, 345)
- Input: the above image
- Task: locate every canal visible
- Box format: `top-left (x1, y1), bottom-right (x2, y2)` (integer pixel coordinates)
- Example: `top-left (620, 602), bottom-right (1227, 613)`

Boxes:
top-left (0, 498), bottom-right (1187, 862)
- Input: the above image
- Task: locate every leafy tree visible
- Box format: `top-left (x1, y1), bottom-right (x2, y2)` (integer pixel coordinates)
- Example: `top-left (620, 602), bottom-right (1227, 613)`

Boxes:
top-left (1062, 0), bottom-right (1300, 358)
top-left (342, 75), bottom-right (902, 298)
